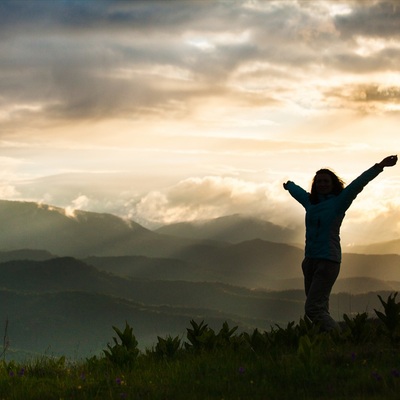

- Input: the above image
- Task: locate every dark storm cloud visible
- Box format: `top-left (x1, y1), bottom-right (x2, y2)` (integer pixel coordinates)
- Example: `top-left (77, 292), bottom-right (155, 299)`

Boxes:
top-left (1, 0), bottom-right (400, 129)
top-left (334, 0), bottom-right (400, 39)
top-left (0, 1), bottom-right (252, 124)
top-left (0, 0), bottom-right (239, 35)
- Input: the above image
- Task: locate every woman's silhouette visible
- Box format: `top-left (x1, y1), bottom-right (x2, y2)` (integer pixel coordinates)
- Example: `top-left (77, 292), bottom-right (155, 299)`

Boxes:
top-left (283, 155), bottom-right (398, 331)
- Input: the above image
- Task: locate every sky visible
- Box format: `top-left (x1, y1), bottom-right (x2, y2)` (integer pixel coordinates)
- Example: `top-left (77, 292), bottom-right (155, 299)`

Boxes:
top-left (1, 0), bottom-right (400, 246)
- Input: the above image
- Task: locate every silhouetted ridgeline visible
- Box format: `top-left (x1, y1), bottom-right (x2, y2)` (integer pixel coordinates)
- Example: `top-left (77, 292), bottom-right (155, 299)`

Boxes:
top-left (155, 214), bottom-right (302, 244)
top-left (0, 199), bottom-right (399, 359)
top-left (0, 200), bottom-right (222, 258)
top-left (1, 200), bottom-right (399, 256)
top-left (0, 255), bottom-right (398, 359)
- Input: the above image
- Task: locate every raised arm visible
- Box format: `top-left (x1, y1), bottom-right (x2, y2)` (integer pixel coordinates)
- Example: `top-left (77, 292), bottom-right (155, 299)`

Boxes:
top-left (337, 155), bottom-right (398, 213)
top-left (283, 180), bottom-right (310, 208)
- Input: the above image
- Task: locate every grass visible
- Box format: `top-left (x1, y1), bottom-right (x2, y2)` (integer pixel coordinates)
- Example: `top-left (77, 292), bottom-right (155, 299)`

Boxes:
top-left (1, 340), bottom-right (399, 399)
top-left (0, 293), bottom-right (399, 400)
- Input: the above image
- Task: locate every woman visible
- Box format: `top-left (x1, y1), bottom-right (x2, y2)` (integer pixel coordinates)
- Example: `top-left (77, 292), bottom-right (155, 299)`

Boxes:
top-left (283, 155), bottom-right (398, 331)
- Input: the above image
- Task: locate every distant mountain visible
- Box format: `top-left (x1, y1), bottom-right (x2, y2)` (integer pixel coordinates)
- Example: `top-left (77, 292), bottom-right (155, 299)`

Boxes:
top-left (0, 249), bottom-right (55, 263)
top-left (1, 289), bottom-right (255, 359)
top-left (270, 276), bottom-right (400, 294)
top-left (0, 256), bottom-right (396, 358)
top-left (0, 257), bottom-right (113, 293)
top-left (2, 199), bottom-right (400, 360)
top-left (1, 200), bottom-right (399, 289)
top-left (83, 240), bottom-right (400, 290)
top-left (0, 200), bottom-right (224, 258)
top-left (333, 277), bottom-right (400, 294)
top-left (340, 253), bottom-right (400, 281)
top-left (84, 251), bottom-right (400, 293)
top-left (0, 256), bottom-right (299, 357)
top-left (0, 257), bottom-right (303, 320)
top-left (84, 255), bottom-right (207, 281)
top-left (84, 239), bottom-right (304, 288)
top-left (346, 239), bottom-right (400, 255)
top-left (156, 214), bottom-right (302, 244)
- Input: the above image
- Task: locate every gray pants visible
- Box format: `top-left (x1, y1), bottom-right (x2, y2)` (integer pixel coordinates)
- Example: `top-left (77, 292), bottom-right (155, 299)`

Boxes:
top-left (302, 257), bottom-right (340, 331)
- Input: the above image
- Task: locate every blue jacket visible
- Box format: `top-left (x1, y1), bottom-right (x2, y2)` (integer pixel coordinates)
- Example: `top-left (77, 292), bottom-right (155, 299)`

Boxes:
top-left (286, 165), bottom-right (383, 262)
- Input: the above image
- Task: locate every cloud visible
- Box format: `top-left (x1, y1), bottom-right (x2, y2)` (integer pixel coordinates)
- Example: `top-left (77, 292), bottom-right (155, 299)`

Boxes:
top-left (121, 171), bottom-right (400, 245)
top-left (129, 176), bottom-right (302, 228)
top-left (0, 184), bottom-right (19, 199)
top-left (334, 1), bottom-right (400, 39)
top-left (323, 83), bottom-right (400, 115)
top-left (65, 194), bottom-right (90, 218)
top-left (344, 200), bottom-right (400, 244)
top-left (0, 0), bottom-right (399, 139)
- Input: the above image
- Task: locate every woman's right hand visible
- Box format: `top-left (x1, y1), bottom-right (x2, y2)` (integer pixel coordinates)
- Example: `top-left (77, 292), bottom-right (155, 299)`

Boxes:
top-left (379, 155), bottom-right (398, 168)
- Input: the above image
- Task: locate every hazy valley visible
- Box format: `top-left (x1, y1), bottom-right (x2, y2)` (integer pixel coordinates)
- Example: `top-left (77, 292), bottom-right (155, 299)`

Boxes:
top-left (0, 199), bottom-right (399, 359)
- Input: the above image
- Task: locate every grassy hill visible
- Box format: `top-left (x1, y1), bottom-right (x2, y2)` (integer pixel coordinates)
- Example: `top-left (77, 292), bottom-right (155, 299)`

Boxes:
top-left (2, 309), bottom-right (399, 399)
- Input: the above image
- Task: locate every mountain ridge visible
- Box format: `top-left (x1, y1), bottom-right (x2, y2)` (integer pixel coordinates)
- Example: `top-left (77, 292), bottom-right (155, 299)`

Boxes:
top-left (346, 239), bottom-right (400, 255)
top-left (1, 199), bottom-right (400, 359)
top-left (0, 199), bottom-right (225, 257)
top-left (1, 255), bottom-right (398, 359)
top-left (156, 214), bottom-right (302, 244)
top-left (1, 199), bottom-right (399, 256)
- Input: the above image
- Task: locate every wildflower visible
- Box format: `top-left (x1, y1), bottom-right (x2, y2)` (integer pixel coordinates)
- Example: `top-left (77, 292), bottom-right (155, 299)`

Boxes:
top-left (80, 372), bottom-right (86, 381)
top-left (371, 371), bottom-right (382, 382)
top-left (116, 377), bottom-right (126, 386)
top-left (351, 352), bottom-right (356, 361)
top-left (238, 367), bottom-right (245, 374)
top-left (18, 368), bottom-right (25, 377)
top-left (391, 369), bottom-right (400, 378)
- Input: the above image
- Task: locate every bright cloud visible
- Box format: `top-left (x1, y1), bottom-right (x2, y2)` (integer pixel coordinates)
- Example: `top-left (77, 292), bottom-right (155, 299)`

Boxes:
top-left (130, 176), bottom-right (301, 227)
top-left (65, 195), bottom-right (91, 218)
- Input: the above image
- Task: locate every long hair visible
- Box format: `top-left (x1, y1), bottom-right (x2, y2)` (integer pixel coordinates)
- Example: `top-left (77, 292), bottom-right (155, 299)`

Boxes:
top-left (309, 168), bottom-right (345, 204)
